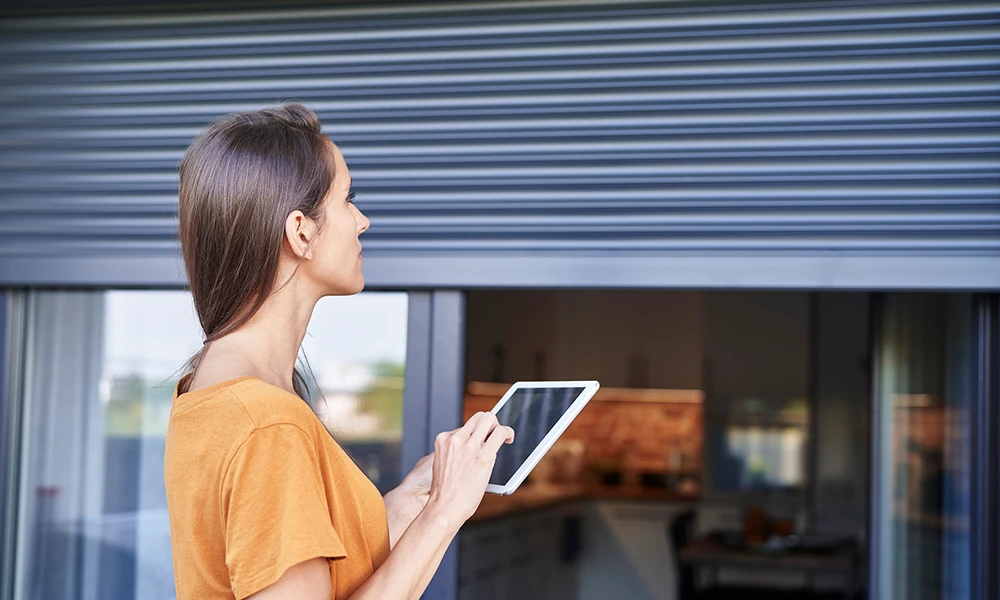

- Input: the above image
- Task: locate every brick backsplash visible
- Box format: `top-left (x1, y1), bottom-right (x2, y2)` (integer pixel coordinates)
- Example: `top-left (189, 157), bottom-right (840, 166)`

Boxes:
top-left (464, 383), bottom-right (703, 483)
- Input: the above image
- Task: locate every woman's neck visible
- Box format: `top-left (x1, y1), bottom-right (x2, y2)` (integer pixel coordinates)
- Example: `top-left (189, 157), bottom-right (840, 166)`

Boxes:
top-left (191, 279), bottom-right (318, 396)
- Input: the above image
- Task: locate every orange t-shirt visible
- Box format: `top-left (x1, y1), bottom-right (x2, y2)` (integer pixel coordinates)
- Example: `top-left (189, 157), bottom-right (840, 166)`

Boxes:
top-left (164, 375), bottom-right (390, 600)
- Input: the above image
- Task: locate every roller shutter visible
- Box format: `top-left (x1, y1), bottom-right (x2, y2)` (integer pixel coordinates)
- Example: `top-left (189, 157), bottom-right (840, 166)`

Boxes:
top-left (1, 0), bottom-right (998, 288)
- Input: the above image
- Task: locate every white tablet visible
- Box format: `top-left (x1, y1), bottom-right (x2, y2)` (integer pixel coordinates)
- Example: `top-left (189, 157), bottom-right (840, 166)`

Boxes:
top-left (485, 380), bottom-right (600, 496)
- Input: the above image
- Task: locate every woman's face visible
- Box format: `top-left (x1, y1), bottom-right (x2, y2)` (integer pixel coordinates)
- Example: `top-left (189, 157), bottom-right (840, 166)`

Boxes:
top-left (306, 145), bottom-right (370, 295)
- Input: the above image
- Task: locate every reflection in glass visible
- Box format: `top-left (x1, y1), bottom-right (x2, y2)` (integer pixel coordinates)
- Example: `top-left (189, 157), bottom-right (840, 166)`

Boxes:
top-left (708, 396), bottom-right (809, 493)
top-left (14, 291), bottom-right (407, 600)
top-left (302, 293), bottom-right (408, 494)
top-left (16, 291), bottom-right (201, 600)
top-left (876, 294), bottom-right (971, 600)
top-left (489, 387), bottom-right (584, 486)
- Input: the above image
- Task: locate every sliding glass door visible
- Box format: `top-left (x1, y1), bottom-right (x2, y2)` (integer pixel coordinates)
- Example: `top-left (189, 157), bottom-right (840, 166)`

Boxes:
top-left (8, 290), bottom-right (408, 600)
top-left (874, 293), bottom-right (972, 600)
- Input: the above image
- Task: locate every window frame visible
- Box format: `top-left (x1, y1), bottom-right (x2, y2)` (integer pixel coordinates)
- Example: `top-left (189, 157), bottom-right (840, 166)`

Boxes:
top-left (970, 294), bottom-right (999, 600)
top-left (0, 290), bottom-right (26, 600)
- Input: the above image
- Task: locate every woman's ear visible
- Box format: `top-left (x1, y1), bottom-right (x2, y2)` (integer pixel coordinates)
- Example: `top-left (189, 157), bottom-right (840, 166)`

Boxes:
top-left (284, 210), bottom-right (318, 259)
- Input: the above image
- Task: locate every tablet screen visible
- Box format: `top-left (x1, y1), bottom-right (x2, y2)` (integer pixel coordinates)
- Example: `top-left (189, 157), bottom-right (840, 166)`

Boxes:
top-left (489, 386), bottom-right (586, 486)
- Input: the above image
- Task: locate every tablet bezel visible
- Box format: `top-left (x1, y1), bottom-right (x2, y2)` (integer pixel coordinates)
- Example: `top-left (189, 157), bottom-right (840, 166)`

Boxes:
top-left (484, 380), bottom-right (600, 496)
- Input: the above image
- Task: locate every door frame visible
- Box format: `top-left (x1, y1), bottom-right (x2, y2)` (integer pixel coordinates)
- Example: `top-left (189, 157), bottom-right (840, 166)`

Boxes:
top-left (402, 291), bottom-right (466, 600)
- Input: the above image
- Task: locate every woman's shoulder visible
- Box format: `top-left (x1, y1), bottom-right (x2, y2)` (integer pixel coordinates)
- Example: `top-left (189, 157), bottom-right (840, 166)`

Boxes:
top-left (173, 374), bottom-right (322, 434)
top-left (218, 377), bottom-right (323, 432)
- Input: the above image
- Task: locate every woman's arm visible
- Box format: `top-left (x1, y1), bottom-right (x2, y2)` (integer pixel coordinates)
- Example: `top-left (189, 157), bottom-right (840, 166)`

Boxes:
top-left (348, 496), bottom-right (461, 598)
top-left (246, 558), bottom-right (331, 600)
top-left (247, 412), bottom-right (514, 600)
top-left (383, 453), bottom-right (433, 548)
top-left (351, 412), bottom-right (512, 600)
top-left (248, 503), bottom-right (456, 600)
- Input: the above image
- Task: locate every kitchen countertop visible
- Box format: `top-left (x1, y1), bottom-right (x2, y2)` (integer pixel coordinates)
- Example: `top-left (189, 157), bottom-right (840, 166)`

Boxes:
top-left (469, 482), bottom-right (699, 522)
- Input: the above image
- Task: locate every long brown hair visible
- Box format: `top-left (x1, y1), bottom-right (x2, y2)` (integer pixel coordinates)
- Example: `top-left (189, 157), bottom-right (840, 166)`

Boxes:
top-left (177, 103), bottom-right (335, 400)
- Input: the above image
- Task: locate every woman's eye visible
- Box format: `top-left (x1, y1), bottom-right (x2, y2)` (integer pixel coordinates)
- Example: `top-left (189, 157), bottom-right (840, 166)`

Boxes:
top-left (346, 190), bottom-right (356, 204)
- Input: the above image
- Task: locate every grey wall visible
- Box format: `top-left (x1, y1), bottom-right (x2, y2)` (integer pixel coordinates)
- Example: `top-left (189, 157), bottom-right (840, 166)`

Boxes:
top-left (813, 293), bottom-right (871, 538)
top-left (465, 290), bottom-right (703, 389)
top-left (703, 292), bottom-right (810, 402)
top-left (465, 290), bottom-right (813, 398)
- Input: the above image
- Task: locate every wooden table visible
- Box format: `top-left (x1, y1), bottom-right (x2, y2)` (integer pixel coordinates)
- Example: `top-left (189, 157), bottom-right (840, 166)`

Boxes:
top-left (678, 535), bottom-right (862, 599)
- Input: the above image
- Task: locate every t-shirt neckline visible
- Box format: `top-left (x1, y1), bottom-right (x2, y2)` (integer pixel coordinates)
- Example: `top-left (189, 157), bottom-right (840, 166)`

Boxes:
top-left (174, 374), bottom-right (258, 403)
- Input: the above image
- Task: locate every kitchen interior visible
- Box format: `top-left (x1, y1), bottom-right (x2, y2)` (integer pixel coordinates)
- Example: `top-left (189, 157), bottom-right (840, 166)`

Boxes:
top-left (458, 290), bottom-right (872, 600)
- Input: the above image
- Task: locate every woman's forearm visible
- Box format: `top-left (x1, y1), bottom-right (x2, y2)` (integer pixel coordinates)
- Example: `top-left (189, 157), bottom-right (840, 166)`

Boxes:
top-left (352, 416), bottom-right (512, 600)
top-left (384, 453), bottom-right (434, 548)
top-left (348, 503), bottom-right (460, 600)
top-left (383, 487), bottom-right (425, 549)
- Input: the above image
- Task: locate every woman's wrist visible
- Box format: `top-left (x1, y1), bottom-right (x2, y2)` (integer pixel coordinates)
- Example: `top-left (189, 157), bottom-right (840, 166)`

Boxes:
top-left (420, 497), bottom-right (466, 534)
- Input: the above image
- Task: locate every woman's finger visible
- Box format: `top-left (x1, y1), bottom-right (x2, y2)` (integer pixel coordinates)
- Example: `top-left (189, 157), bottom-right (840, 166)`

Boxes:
top-left (483, 425), bottom-right (515, 457)
top-left (470, 411), bottom-right (500, 444)
top-left (457, 412), bottom-right (487, 440)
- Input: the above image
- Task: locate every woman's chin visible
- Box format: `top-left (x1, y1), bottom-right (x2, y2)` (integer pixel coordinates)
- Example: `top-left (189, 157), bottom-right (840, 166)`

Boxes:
top-left (334, 277), bottom-right (365, 296)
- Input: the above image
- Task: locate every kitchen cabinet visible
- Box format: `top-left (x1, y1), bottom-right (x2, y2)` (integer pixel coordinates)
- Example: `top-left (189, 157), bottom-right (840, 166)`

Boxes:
top-left (459, 503), bottom-right (578, 600)
top-left (459, 499), bottom-right (694, 600)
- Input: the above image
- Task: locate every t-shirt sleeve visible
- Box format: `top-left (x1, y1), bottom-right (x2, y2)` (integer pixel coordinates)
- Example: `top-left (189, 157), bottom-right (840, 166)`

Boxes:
top-left (221, 423), bottom-right (347, 599)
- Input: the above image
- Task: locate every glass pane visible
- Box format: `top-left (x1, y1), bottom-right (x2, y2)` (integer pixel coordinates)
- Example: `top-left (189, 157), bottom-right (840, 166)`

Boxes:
top-left (14, 290), bottom-right (408, 600)
top-left (15, 291), bottom-right (202, 600)
top-left (876, 293), bottom-right (972, 600)
top-left (301, 293), bottom-right (408, 494)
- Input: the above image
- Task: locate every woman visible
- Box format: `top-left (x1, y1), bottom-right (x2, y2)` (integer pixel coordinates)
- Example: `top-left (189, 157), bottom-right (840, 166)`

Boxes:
top-left (164, 103), bottom-right (514, 600)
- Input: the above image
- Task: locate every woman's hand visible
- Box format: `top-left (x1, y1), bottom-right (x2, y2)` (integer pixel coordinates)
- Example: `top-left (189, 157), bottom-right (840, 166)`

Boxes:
top-left (426, 412), bottom-right (514, 527)
top-left (390, 452), bottom-right (434, 509)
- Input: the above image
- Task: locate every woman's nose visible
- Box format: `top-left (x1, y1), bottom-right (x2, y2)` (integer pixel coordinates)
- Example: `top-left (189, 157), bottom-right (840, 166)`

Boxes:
top-left (357, 209), bottom-right (371, 234)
